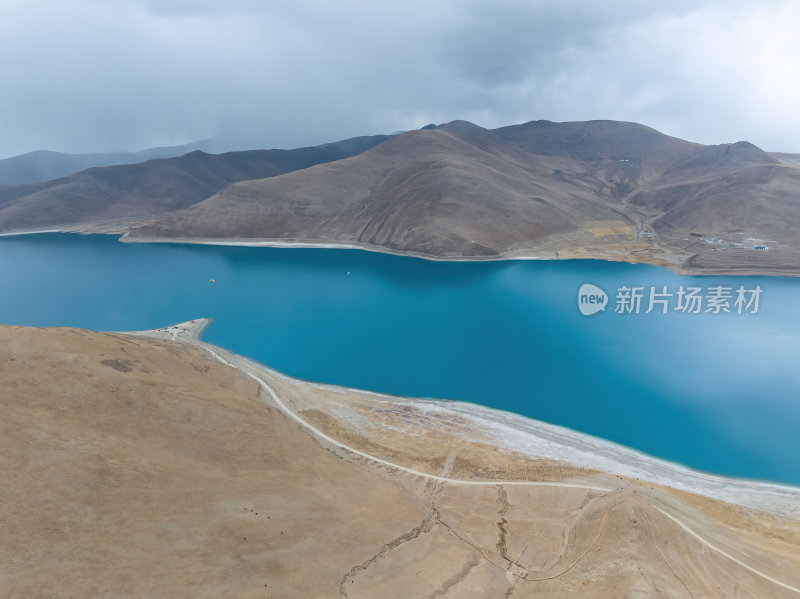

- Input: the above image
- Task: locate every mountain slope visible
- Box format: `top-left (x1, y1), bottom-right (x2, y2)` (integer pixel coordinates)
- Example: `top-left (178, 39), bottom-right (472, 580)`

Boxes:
top-left (3, 323), bottom-right (800, 597)
top-left (0, 140), bottom-right (216, 185)
top-left (6, 118), bottom-right (800, 274)
top-left (129, 120), bottom-right (800, 273)
top-left (0, 134), bottom-right (389, 233)
top-left (129, 120), bottom-right (687, 256)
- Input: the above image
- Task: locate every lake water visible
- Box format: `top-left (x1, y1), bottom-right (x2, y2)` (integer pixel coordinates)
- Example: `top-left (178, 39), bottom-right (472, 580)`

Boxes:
top-left (3, 233), bottom-right (800, 485)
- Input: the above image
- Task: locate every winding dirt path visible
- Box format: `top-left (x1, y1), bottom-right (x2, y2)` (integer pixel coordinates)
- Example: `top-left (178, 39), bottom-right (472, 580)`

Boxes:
top-left (198, 342), bottom-right (800, 596)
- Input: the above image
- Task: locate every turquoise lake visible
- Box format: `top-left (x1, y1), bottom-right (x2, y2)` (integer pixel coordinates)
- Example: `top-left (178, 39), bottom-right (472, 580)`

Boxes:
top-left (2, 233), bottom-right (800, 485)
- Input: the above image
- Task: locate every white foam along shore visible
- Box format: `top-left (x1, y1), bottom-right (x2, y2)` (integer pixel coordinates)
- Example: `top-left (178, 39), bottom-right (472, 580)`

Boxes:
top-left (135, 319), bottom-right (800, 519)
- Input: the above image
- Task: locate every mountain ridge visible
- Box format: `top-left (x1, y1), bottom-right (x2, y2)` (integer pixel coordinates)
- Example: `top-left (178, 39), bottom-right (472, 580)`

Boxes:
top-left (3, 119), bottom-right (799, 275)
top-left (0, 139), bottom-right (219, 185)
top-left (128, 119), bottom-right (800, 274)
top-left (0, 134), bottom-right (390, 233)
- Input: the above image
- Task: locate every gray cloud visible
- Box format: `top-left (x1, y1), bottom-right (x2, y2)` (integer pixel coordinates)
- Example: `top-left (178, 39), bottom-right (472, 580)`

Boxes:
top-left (1, 0), bottom-right (799, 157)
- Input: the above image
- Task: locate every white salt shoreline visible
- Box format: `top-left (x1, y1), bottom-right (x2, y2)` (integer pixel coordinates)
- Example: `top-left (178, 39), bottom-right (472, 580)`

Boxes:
top-left (1, 228), bottom-right (552, 261)
top-left (116, 232), bottom-right (553, 262)
top-left (414, 398), bottom-right (800, 516)
top-left (5, 228), bottom-right (797, 514)
top-left (262, 360), bottom-right (800, 517)
top-left (138, 319), bottom-right (800, 518)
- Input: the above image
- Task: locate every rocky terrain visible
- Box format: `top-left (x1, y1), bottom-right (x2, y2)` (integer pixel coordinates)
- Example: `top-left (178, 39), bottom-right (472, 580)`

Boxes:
top-left (124, 119), bottom-right (800, 275)
top-left (2, 322), bottom-right (799, 597)
top-left (2, 119), bottom-right (799, 275)
top-left (0, 134), bottom-right (387, 233)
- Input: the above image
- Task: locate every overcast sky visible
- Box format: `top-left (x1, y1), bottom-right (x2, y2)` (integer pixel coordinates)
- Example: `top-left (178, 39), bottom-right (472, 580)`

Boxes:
top-left (1, 0), bottom-right (799, 157)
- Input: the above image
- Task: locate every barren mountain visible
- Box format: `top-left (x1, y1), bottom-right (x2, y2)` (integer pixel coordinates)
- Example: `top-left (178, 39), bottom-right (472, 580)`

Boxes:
top-left (0, 140), bottom-right (215, 185)
top-left (5, 118), bottom-right (800, 275)
top-left (128, 120), bottom-right (800, 274)
top-left (2, 322), bottom-right (799, 597)
top-left (128, 120), bottom-right (678, 255)
top-left (0, 134), bottom-right (388, 233)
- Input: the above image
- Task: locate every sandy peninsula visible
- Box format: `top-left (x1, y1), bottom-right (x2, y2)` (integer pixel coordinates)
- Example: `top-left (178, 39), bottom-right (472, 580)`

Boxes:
top-left (2, 320), bottom-right (799, 597)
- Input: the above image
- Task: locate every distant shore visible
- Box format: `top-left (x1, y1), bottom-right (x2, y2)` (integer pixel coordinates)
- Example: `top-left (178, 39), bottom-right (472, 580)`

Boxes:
top-left (2, 225), bottom-right (798, 277)
top-left (119, 231), bottom-right (800, 277)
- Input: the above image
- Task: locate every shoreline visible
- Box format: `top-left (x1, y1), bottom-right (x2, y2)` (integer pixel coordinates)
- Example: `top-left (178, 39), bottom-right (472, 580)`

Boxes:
top-left (2, 226), bottom-right (798, 277)
top-left (118, 234), bottom-right (800, 277)
top-left (118, 233), bottom-right (698, 273)
top-left (4, 230), bottom-right (800, 504)
top-left (7, 322), bottom-right (800, 595)
top-left (130, 319), bottom-right (800, 518)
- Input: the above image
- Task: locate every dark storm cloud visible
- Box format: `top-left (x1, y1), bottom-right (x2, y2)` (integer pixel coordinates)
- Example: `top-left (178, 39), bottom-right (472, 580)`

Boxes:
top-left (1, 0), bottom-right (799, 157)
